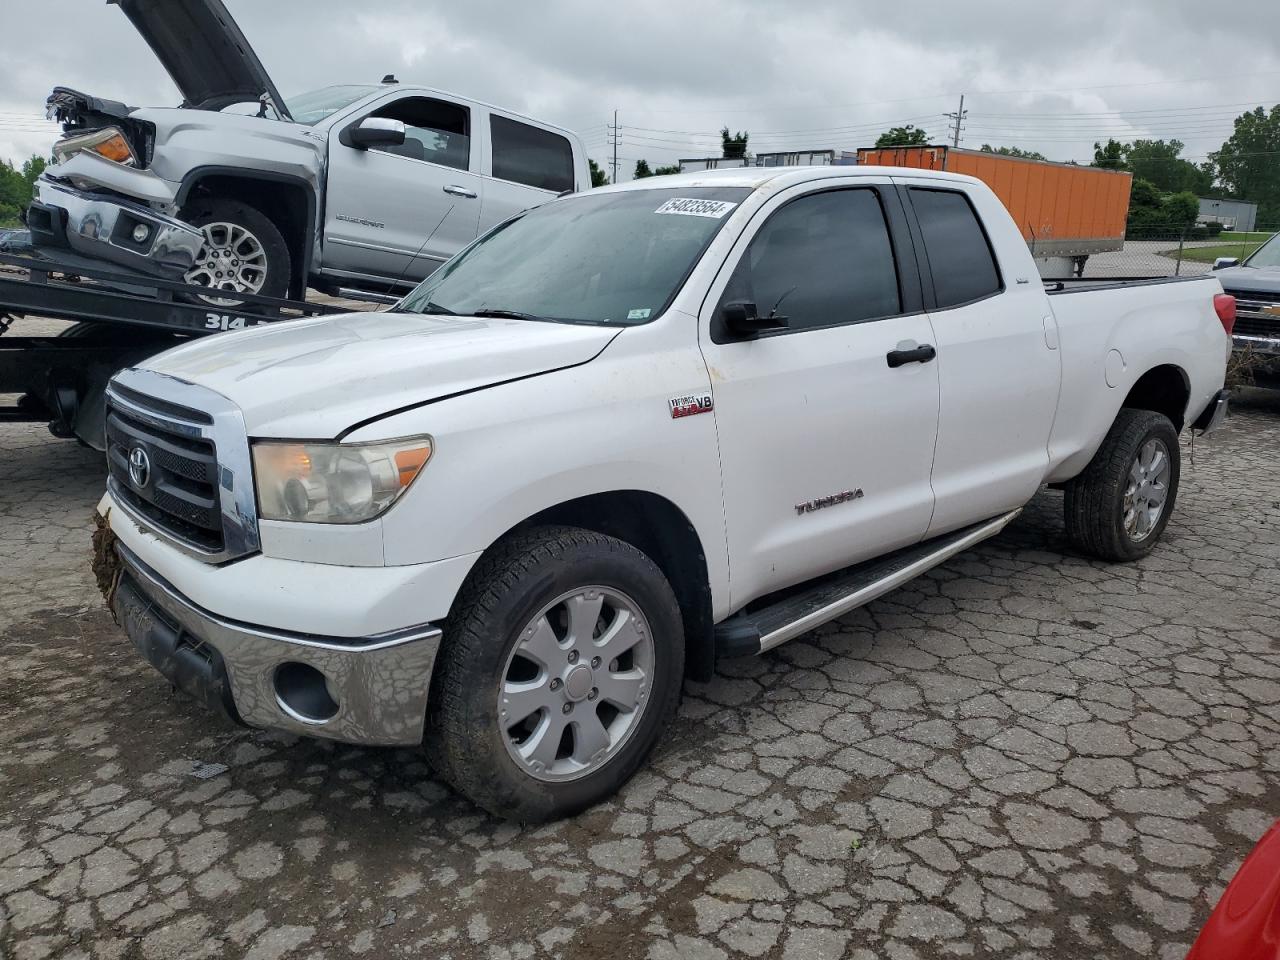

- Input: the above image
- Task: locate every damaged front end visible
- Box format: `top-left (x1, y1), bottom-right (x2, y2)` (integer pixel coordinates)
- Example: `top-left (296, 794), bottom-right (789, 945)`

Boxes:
top-left (26, 88), bottom-right (202, 280)
top-left (46, 86), bottom-right (155, 169)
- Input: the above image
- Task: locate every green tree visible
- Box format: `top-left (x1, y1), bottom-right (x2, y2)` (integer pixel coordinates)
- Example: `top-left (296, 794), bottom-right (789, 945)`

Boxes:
top-left (1211, 104), bottom-right (1280, 225)
top-left (1092, 139), bottom-right (1126, 170)
top-left (633, 159), bottom-right (653, 179)
top-left (1124, 139), bottom-right (1212, 195)
top-left (652, 163), bottom-right (681, 176)
top-left (1162, 190), bottom-right (1200, 229)
top-left (0, 153), bottom-right (53, 224)
top-left (0, 160), bottom-right (30, 224)
top-left (875, 125), bottom-right (929, 147)
top-left (980, 144), bottom-right (1047, 161)
top-left (21, 155), bottom-right (46, 187)
top-left (720, 127), bottom-right (749, 160)
top-left (1125, 178), bottom-right (1200, 238)
top-left (588, 158), bottom-right (609, 188)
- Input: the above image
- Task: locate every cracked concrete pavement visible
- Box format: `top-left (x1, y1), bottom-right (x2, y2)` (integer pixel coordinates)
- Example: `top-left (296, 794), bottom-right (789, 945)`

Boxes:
top-left (2, 344), bottom-right (1279, 958)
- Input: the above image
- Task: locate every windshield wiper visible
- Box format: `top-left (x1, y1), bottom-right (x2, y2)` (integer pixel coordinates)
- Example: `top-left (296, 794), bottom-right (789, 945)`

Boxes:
top-left (401, 299), bottom-right (457, 316)
top-left (470, 308), bottom-right (553, 323)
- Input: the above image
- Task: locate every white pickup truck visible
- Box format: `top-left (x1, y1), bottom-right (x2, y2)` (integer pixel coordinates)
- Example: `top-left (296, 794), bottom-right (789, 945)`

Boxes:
top-left (98, 166), bottom-right (1233, 820)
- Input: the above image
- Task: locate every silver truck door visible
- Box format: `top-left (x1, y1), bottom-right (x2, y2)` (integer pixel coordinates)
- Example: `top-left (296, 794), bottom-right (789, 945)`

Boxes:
top-left (477, 111), bottom-right (576, 234)
top-left (324, 94), bottom-right (483, 284)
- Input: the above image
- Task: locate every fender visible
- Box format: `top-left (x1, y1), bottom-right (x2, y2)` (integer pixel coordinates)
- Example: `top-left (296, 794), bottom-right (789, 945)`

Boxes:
top-left (175, 166), bottom-right (319, 292)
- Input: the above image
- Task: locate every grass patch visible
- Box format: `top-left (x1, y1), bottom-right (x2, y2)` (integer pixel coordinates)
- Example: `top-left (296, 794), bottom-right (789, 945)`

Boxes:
top-left (1161, 240), bottom-right (1268, 265)
top-left (1219, 231), bottom-right (1275, 243)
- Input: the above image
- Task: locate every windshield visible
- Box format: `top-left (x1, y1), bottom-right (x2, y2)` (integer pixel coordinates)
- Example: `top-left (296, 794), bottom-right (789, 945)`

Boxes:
top-left (285, 85), bottom-right (380, 125)
top-left (399, 187), bottom-right (752, 325)
top-left (1246, 233), bottom-right (1280, 268)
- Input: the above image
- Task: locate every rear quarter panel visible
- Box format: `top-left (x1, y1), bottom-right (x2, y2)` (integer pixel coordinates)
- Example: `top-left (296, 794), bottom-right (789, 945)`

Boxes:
top-left (1045, 276), bottom-right (1228, 483)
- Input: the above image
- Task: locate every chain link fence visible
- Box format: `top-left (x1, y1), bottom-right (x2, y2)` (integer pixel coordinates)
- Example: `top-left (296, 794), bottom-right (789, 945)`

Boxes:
top-left (1049, 224), bottom-right (1278, 280)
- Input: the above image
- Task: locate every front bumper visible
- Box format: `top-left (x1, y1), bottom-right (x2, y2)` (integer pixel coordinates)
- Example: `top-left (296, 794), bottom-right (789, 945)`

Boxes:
top-left (27, 178), bottom-right (204, 279)
top-left (112, 540), bottom-right (442, 746)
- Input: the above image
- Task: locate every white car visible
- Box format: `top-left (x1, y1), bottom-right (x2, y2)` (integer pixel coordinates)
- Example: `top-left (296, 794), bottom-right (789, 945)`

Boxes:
top-left (97, 166), bottom-right (1233, 820)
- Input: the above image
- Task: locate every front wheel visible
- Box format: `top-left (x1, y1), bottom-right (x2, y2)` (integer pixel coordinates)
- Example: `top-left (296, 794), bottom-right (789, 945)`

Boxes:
top-left (425, 526), bottom-right (685, 821)
top-left (1064, 408), bottom-right (1181, 561)
top-left (181, 199), bottom-right (291, 306)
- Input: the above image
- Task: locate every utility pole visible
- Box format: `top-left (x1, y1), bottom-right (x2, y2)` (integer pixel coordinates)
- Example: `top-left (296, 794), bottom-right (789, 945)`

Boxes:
top-left (611, 109), bottom-right (619, 184)
top-left (945, 94), bottom-right (967, 148)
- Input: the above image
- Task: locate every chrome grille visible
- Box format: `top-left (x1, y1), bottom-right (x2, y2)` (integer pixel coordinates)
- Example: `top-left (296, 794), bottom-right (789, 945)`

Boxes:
top-left (104, 368), bottom-right (260, 564)
top-left (1234, 315), bottom-right (1280, 340)
top-left (106, 406), bottom-right (222, 551)
top-left (1224, 288), bottom-right (1280, 343)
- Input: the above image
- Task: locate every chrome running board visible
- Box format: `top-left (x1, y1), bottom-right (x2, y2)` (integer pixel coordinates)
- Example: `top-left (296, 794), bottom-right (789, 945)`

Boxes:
top-left (715, 509), bottom-right (1021, 656)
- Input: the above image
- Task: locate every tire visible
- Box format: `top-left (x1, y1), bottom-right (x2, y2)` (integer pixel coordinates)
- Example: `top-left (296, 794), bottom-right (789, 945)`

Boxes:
top-left (180, 199), bottom-right (291, 305)
top-left (1063, 408), bottom-right (1181, 562)
top-left (425, 525), bottom-right (684, 821)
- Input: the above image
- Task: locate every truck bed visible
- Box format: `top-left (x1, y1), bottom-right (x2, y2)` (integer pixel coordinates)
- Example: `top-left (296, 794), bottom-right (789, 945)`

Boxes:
top-left (1043, 275), bottom-right (1211, 294)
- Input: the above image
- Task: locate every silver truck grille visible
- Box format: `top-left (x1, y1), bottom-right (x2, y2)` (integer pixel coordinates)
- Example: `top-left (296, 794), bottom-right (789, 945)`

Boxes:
top-left (1225, 289), bottom-right (1280, 342)
top-left (104, 370), bottom-right (260, 564)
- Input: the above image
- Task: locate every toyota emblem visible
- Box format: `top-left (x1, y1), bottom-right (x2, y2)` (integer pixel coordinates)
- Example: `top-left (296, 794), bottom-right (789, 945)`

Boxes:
top-left (128, 446), bottom-right (151, 488)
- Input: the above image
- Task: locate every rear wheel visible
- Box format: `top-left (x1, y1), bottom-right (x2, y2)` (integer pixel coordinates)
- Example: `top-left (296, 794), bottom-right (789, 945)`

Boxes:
top-left (1064, 408), bottom-right (1180, 561)
top-left (181, 199), bottom-right (290, 306)
top-left (425, 526), bottom-right (684, 821)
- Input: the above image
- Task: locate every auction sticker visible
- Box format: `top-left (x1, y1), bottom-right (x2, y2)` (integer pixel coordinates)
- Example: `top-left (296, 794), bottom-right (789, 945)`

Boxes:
top-left (655, 198), bottom-right (738, 219)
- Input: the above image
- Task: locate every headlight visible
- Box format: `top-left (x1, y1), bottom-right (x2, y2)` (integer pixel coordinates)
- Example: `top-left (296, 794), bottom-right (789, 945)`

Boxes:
top-left (252, 438), bottom-right (433, 524)
top-left (52, 127), bottom-right (138, 167)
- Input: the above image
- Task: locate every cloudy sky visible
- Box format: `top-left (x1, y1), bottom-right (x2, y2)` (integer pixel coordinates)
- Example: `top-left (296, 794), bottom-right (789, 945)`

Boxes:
top-left (2, 0), bottom-right (1278, 179)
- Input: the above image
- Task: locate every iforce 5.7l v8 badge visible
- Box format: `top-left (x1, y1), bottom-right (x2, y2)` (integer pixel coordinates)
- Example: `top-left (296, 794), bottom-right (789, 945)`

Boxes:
top-left (669, 393), bottom-right (714, 419)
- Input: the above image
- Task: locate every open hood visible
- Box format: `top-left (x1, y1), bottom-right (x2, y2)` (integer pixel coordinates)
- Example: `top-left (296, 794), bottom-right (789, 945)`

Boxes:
top-left (109, 0), bottom-right (292, 119)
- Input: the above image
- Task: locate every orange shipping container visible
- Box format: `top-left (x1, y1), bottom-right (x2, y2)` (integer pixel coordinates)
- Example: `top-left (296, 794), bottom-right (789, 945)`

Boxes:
top-left (855, 145), bottom-right (1132, 262)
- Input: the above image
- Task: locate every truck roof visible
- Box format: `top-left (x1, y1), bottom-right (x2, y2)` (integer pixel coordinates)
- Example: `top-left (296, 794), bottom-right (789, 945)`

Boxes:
top-left (594, 165), bottom-right (983, 194)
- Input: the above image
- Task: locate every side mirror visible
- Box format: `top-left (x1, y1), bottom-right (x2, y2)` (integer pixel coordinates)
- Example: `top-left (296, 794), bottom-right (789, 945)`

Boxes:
top-left (1213, 257), bottom-right (1240, 271)
top-left (722, 299), bottom-right (789, 336)
top-left (348, 117), bottom-right (406, 150)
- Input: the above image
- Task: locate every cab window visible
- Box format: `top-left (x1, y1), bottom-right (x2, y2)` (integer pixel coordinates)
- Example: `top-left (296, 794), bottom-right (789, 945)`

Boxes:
top-left (368, 97), bottom-right (470, 171)
top-left (716, 188), bottom-right (901, 340)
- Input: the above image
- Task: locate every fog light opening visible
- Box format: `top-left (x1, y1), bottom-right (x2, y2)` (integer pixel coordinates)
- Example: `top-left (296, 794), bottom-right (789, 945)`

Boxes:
top-left (274, 662), bottom-right (339, 724)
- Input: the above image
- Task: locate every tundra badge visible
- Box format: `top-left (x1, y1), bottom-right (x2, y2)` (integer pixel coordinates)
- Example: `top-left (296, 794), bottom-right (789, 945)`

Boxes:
top-left (796, 489), bottom-right (864, 515)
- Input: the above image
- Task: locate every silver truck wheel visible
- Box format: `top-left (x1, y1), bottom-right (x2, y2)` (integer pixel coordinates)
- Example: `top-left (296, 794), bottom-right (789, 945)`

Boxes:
top-left (1122, 438), bottom-right (1172, 542)
top-left (500, 586), bottom-right (654, 782)
top-left (426, 526), bottom-right (684, 821)
top-left (180, 199), bottom-right (291, 307)
top-left (1064, 408), bottom-right (1180, 562)
top-left (185, 221), bottom-right (269, 299)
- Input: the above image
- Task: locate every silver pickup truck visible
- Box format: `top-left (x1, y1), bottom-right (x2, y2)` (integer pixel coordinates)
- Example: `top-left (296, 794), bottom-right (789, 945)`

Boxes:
top-left (1213, 232), bottom-right (1280, 379)
top-left (27, 0), bottom-right (589, 302)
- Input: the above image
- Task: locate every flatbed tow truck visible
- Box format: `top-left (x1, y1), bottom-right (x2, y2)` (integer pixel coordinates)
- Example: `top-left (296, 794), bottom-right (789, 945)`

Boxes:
top-left (0, 251), bottom-right (359, 449)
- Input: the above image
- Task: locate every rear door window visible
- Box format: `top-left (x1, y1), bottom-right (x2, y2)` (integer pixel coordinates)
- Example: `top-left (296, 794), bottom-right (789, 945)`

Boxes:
top-left (909, 188), bottom-right (1002, 308)
top-left (490, 115), bottom-right (575, 193)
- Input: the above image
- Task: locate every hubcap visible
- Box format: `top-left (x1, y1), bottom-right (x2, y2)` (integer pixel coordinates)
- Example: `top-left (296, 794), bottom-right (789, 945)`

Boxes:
top-left (184, 221), bottom-right (269, 304)
top-left (1122, 437), bottom-right (1172, 542)
top-left (499, 586), bottom-right (654, 782)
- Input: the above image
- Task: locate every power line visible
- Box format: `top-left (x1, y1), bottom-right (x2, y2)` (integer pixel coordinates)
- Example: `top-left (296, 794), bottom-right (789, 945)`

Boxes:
top-left (625, 70), bottom-right (1280, 115)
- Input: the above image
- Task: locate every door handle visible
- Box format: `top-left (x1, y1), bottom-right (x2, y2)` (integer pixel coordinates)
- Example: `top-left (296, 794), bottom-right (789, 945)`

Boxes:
top-left (886, 343), bottom-right (937, 368)
top-left (442, 185), bottom-right (477, 198)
